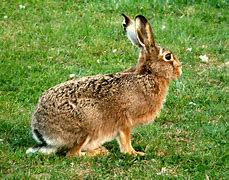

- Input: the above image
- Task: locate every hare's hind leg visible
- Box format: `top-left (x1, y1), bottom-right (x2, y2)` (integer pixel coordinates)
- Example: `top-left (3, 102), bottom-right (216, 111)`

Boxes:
top-left (117, 127), bottom-right (145, 156)
top-left (67, 136), bottom-right (109, 157)
top-left (66, 135), bottom-right (91, 157)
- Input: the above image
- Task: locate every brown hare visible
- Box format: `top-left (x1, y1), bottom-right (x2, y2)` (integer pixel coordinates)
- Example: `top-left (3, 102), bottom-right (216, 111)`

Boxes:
top-left (26, 14), bottom-right (182, 157)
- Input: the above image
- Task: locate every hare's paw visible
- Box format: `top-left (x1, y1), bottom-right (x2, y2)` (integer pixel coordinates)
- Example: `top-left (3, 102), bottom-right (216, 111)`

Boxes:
top-left (131, 150), bottom-right (145, 156)
top-left (87, 146), bottom-right (110, 157)
top-left (66, 151), bottom-right (86, 158)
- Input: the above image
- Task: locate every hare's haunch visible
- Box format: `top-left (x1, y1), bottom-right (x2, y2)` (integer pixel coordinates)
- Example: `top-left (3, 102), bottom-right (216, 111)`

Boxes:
top-left (26, 14), bottom-right (182, 157)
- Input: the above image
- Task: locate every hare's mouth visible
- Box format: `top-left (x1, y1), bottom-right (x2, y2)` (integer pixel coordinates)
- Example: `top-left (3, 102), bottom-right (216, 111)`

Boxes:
top-left (177, 68), bottom-right (182, 77)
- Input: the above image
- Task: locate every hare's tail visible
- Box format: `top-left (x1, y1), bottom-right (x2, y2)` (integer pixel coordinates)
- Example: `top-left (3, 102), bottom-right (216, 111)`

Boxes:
top-left (26, 145), bottom-right (58, 155)
top-left (32, 129), bottom-right (47, 145)
top-left (26, 129), bottom-right (57, 155)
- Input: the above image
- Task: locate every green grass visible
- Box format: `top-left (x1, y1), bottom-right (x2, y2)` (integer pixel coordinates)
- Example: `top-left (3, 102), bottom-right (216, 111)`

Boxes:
top-left (0, 0), bottom-right (228, 179)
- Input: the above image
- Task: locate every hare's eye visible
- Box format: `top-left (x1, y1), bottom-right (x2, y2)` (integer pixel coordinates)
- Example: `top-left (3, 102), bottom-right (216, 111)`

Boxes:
top-left (165, 53), bottom-right (171, 61)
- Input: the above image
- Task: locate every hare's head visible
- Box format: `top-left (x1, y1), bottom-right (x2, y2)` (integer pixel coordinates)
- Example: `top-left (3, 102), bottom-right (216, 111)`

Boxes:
top-left (122, 14), bottom-right (182, 80)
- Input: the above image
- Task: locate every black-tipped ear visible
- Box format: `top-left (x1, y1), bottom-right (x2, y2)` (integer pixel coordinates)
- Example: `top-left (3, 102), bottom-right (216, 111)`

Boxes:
top-left (122, 14), bottom-right (142, 47)
top-left (122, 14), bottom-right (131, 32)
top-left (135, 15), bottom-right (148, 25)
top-left (135, 15), bottom-right (156, 48)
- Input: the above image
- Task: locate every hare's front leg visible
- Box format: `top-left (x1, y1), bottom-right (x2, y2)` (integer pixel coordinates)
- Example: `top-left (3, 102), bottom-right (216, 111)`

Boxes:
top-left (117, 127), bottom-right (145, 156)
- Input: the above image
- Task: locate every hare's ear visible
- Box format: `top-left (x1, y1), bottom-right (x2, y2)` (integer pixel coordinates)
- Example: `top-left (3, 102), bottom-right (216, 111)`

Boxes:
top-left (122, 14), bottom-right (132, 32)
top-left (122, 14), bottom-right (141, 47)
top-left (135, 15), bottom-right (156, 49)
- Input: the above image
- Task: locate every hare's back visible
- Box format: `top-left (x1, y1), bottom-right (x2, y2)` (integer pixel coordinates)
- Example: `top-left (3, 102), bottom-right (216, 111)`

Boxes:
top-left (32, 74), bottom-right (126, 132)
top-left (39, 74), bottom-right (123, 104)
top-left (34, 74), bottom-right (124, 119)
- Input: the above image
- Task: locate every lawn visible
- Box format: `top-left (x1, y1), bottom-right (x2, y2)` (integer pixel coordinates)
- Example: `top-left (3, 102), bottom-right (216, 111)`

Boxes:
top-left (0, 0), bottom-right (228, 179)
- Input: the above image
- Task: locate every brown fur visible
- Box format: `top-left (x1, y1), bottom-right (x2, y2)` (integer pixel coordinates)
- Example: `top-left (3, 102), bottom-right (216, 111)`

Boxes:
top-left (27, 14), bottom-right (182, 157)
